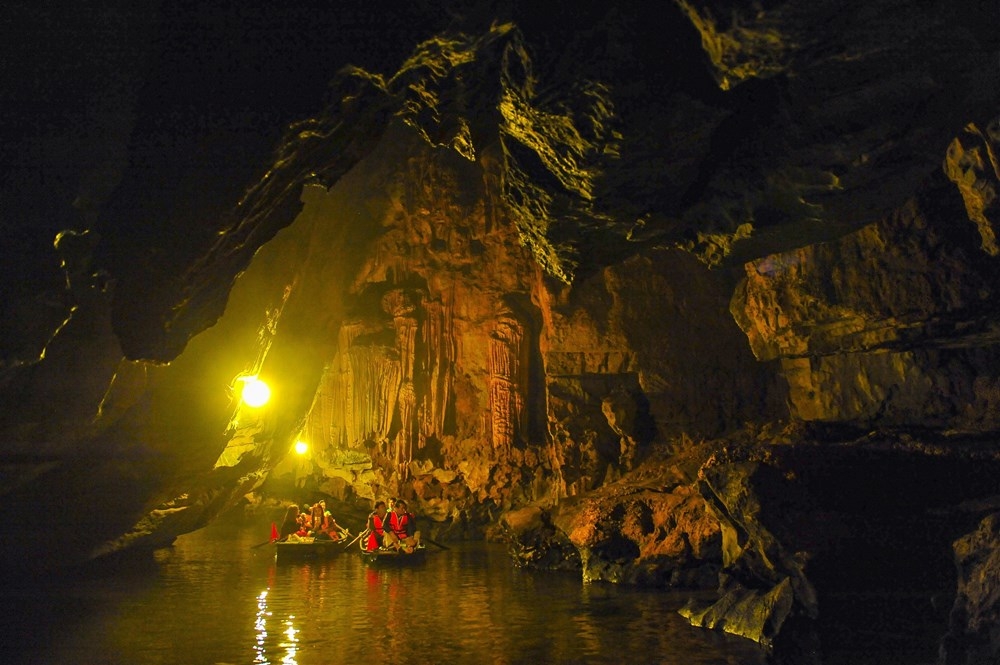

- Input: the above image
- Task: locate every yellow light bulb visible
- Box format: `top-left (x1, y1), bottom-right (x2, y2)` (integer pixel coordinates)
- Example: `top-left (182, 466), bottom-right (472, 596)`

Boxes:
top-left (294, 440), bottom-right (308, 455)
top-left (241, 377), bottom-right (271, 407)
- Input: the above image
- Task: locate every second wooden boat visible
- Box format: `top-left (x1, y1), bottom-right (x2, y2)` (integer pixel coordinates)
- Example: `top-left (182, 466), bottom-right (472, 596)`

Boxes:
top-left (274, 537), bottom-right (348, 561)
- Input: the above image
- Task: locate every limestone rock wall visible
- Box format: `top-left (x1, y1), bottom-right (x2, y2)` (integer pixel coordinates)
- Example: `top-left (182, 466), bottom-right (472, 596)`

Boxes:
top-left (258, 126), bottom-right (784, 527)
top-left (944, 116), bottom-right (1000, 257)
top-left (944, 512), bottom-right (1000, 665)
top-left (733, 173), bottom-right (1000, 429)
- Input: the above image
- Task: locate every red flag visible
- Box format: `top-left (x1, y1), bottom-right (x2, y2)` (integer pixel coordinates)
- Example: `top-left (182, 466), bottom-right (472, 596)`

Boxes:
top-left (270, 522), bottom-right (279, 541)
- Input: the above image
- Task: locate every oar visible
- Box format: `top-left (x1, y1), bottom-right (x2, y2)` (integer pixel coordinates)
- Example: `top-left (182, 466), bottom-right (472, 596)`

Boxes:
top-left (424, 536), bottom-right (449, 550)
top-left (251, 538), bottom-right (276, 549)
top-left (344, 530), bottom-right (366, 549)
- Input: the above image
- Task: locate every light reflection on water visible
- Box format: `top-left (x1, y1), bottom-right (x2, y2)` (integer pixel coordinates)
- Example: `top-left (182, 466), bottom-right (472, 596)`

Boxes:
top-left (3, 526), bottom-right (769, 665)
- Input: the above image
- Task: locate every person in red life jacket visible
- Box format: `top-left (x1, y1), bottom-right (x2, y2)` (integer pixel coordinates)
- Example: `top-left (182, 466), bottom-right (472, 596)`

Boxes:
top-left (384, 499), bottom-right (421, 553)
top-left (364, 500), bottom-right (389, 552)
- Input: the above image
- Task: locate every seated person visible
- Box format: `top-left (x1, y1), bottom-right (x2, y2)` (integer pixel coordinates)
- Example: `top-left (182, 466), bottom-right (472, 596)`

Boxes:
top-left (364, 500), bottom-right (389, 551)
top-left (299, 499), bottom-right (344, 541)
top-left (320, 509), bottom-right (347, 541)
top-left (383, 499), bottom-right (421, 553)
top-left (307, 502), bottom-right (325, 536)
top-left (278, 504), bottom-right (302, 541)
top-left (299, 504), bottom-right (313, 532)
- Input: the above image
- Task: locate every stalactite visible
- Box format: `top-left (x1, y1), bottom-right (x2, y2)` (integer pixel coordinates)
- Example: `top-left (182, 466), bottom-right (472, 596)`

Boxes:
top-left (391, 314), bottom-right (420, 465)
top-left (382, 288), bottom-right (424, 464)
top-left (320, 372), bottom-right (335, 444)
top-left (489, 312), bottom-right (527, 452)
top-left (395, 380), bottom-right (416, 468)
top-left (420, 298), bottom-right (455, 438)
top-left (303, 339), bottom-right (403, 461)
top-left (345, 345), bottom-right (401, 443)
top-left (391, 429), bottom-right (411, 482)
top-left (395, 316), bottom-right (418, 382)
top-left (304, 357), bottom-right (344, 455)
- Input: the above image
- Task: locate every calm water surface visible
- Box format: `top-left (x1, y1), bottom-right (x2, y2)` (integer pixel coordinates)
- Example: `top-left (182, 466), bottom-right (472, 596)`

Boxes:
top-left (3, 526), bottom-right (770, 665)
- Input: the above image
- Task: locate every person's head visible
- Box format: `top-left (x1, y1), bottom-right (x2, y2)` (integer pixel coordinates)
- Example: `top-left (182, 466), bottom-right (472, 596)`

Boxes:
top-left (395, 500), bottom-right (407, 514)
top-left (284, 504), bottom-right (299, 519)
top-left (374, 500), bottom-right (386, 514)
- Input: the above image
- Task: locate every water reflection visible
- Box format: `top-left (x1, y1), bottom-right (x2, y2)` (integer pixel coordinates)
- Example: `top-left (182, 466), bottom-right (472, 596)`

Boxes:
top-left (254, 589), bottom-right (270, 664)
top-left (4, 527), bottom-right (772, 665)
top-left (280, 615), bottom-right (299, 664)
top-left (254, 586), bottom-right (305, 665)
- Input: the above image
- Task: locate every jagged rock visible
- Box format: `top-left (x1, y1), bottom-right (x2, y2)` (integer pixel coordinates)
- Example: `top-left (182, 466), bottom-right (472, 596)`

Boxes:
top-left (733, 173), bottom-right (1000, 429)
top-left (498, 505), bottom-right (581, 571)
top-left (552, 474), bottom-right (723, 587)
top-left (691, 446), bottom-right (819, 649)
top-left (942, 512), bottom-right (1000, 665)
top-left (671, 0), bottom-right (998, 264)
top-left (496, 447), bottom-right (724, 586)
top-left (944, 116), bottom-right (1000, 257)
top-left (680, 576), bottom-right (796, 648)
top-left (689, 433), bottom-right (1000, 656)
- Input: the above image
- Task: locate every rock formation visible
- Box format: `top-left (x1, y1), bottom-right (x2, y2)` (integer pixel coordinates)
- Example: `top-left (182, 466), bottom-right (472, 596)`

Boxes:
top-left (3, 1), bottom-right (1000, 663)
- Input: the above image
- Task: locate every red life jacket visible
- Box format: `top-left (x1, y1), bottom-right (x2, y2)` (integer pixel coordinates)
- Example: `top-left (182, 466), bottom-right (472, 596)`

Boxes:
top-left (387, 511), bottom-right (411, 539)
top-left (365, 512), bottom-right (387, 552)
top-left (370, 512), bottom-right (386, 536)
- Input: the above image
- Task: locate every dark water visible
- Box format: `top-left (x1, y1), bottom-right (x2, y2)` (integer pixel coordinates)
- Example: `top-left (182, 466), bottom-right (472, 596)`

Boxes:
top-left (1, 526), bottom-right (771, 665)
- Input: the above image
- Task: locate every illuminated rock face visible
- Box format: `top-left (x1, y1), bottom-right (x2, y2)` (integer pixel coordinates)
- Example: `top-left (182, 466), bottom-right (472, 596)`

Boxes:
top-left (734, 174), bottom-right (1000, 429)
top-left (249, 128), bottom-right (782, 518)
top-left (946, 513), bottom-right (1000, 664)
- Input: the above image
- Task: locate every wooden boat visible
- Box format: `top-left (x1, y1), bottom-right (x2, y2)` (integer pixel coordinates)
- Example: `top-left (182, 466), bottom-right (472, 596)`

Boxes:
top-left (358, 543), bottom-right (428, 566)
top-left (274, 536), bottom-right (349, 561)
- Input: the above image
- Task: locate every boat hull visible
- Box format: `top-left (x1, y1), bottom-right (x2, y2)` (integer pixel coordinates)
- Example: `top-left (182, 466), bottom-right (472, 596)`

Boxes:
top-left (274, 539), bottom-right (346, 560)
top-left (359, 546), bottom-right (427, 566)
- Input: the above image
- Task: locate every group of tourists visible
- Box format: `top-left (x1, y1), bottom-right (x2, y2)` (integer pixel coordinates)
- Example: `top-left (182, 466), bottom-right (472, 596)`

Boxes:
top-left (275, 497), bottom-right (422, 554)
top-left (363, 498), bottom-right (422, 553)
top-left (278, 500), bottom-right (348, 542)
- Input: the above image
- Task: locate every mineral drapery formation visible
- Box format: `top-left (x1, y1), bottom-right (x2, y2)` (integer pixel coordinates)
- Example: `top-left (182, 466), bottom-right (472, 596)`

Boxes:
top-left (3, 2), bottom-right (1000, 662)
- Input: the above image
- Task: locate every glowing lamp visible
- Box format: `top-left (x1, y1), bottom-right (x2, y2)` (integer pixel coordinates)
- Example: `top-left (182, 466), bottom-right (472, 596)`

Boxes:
top-left (240, 377), bottom-right (271, 407)
top-left (294, 440), bottom-right (308, 455)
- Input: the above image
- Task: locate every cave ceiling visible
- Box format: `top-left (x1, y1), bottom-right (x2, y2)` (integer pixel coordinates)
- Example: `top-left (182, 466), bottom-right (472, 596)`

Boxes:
top-left (4, 0), bottom-right (995, 362)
